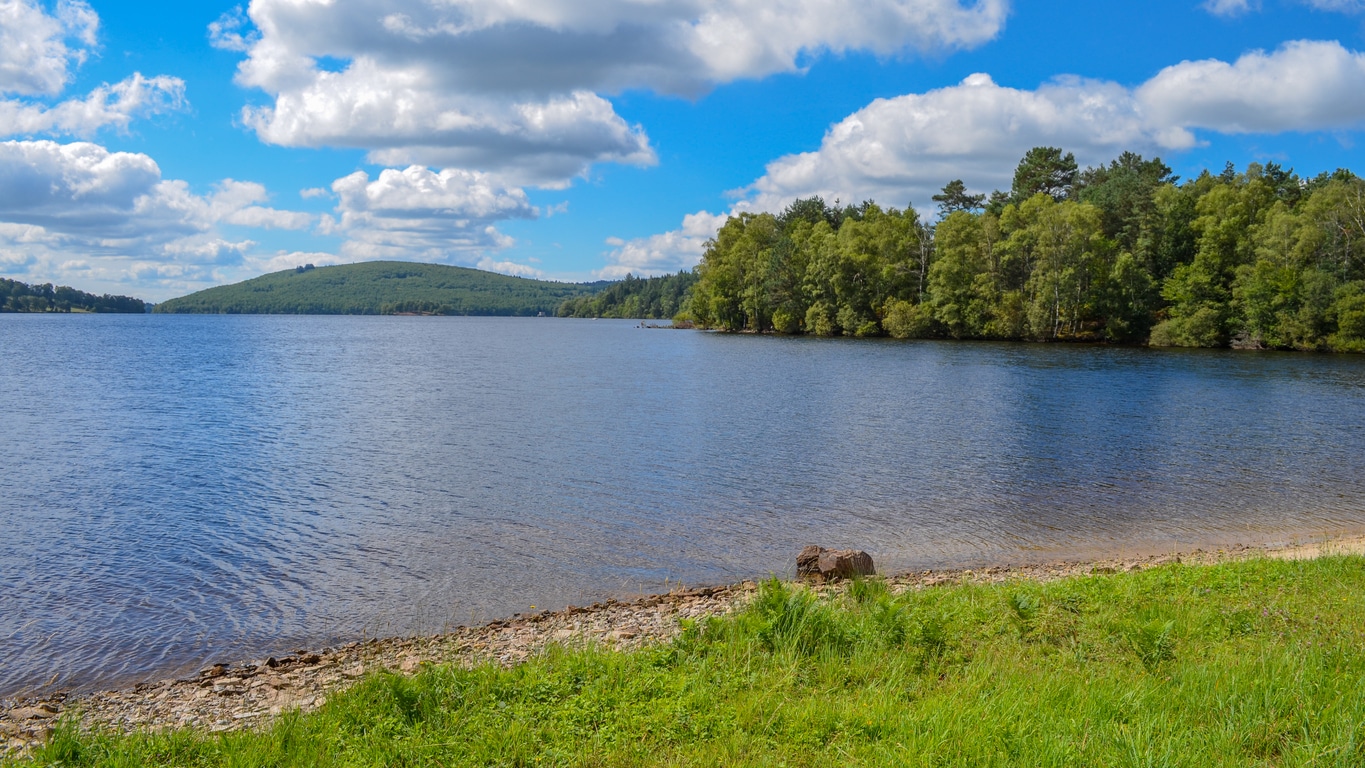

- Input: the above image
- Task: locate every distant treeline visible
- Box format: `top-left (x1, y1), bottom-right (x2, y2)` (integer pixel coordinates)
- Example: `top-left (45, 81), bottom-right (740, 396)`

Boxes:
top-left (557, 271), bottom-right (697, 319)
top-left (686, 148), bottom-right (1365, 351)
top-left (1, 278), bottom-right (147, 313)
top-left (154, 261), bottom-right (600, 315)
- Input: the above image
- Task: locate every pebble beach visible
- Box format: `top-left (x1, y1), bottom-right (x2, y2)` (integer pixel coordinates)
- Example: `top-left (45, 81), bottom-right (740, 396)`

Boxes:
top-left (5, 534), bottom-right (1363, 758)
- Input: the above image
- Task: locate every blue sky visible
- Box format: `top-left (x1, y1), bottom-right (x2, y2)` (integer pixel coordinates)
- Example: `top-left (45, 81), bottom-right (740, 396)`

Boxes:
top-left (1, 0), bottom-right (1364, 301)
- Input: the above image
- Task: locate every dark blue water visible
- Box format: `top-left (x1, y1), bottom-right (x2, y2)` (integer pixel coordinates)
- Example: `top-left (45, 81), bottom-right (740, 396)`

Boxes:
top-left (3, 314), bottom-right (1365, 696)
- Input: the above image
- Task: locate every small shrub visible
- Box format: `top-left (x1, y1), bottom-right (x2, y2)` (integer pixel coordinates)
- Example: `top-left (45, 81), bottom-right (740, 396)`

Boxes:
top-left (804, 302), bottom-right (839, 336)
top-left (770, 308), bottom-right (801, 334)
top-left (852, 319), bottom-right (882, 338)
top-left (882, 299), bottom-right (932, 339)
top-left (836, 304), bottom-right (870, 337)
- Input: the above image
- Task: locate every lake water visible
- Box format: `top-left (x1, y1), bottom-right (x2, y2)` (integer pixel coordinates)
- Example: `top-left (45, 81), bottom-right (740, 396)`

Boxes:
top-left (3, 314), bottom-right (1365, 696)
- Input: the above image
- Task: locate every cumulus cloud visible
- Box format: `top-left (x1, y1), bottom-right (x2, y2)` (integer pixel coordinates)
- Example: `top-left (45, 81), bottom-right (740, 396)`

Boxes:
top-left (0, 0), bottom-right (98, 97)
top-left (211, 180), bottom-right (314, 230)
top-left (734, 72), bottom-right (1173, 215)
top-left (597, 211), bottom-right (729, 279)
top-left (605, 38), bottom-right (1365, 275)
top-left (0, 72), bottom-right (184, 137)
top-left (0, 142), bottom-right (533, 297)
top-left (0, 139), bottom-right (176, 237)
top-left (729, 40), bottom-right (1365, 216)
top-left (223, 0), bottom-right (1009, 185)
top-left (0, 1), bottom-right (185, 138)
top-left (0, 141), bottom-right (308, 243)
top-left (240, 64), bottom-right (654, 186)
top-left (0, 140), bottom-right (315, 298)
top-left (1137, 40), bottom-right (1365, 134)
top-left (235, 0), bottom-right (1008, 96)
top-left (0, 139), bottom-right (312, 245)
top-left (323, 165), bottom-right (537, 260)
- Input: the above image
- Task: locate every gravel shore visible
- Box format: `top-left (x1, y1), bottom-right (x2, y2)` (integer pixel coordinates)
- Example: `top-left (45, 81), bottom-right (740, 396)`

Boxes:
top-left (5, 534), bottom-right (1363, 758)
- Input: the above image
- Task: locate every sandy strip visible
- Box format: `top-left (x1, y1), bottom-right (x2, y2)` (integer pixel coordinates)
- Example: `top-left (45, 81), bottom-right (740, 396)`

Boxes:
top-left (4, 533), bottom-right (1364, 757)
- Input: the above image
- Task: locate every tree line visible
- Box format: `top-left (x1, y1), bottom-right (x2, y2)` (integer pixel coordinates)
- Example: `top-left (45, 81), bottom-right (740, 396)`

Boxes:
top-left (1, 278), bottom-right (147, 313)
top-left (557, 271), bottom-right (697, 319)
top-left (684, 149), bottom-right (1365, 351)
top-left (154, 261), bottom-right (597, 315)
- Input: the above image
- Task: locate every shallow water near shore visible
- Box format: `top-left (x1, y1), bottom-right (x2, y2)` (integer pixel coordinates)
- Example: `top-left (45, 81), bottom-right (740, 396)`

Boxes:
top-left (3, 314), bottom-right (1365, 697)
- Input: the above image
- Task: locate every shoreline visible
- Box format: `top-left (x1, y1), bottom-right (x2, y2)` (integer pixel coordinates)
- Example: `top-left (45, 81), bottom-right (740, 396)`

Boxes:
top-left (5, 532), bottom-right (1365, 755)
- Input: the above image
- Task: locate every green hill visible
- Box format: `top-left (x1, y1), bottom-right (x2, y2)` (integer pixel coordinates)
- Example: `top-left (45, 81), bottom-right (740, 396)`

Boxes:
top-left (154, 262), bottom-right (603, 315)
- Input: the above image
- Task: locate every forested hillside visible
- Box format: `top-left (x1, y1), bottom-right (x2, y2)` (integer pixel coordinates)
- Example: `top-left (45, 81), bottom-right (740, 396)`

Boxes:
top-left (155, 261), bottom-right (599, 315)
top-left (557, 271), bottom-right (697, 319)
top-left (686, 149), bottom-right (1365, 351)
top-left (0, 278), bottom-right (147, 313)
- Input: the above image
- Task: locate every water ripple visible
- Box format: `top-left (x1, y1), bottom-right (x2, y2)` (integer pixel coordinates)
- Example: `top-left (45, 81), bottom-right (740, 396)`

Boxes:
top-left (2, 315), bottom-right (1365, 695)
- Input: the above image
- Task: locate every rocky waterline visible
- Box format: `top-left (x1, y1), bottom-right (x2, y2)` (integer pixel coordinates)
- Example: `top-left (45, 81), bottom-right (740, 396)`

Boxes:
top-left (4, 535), bottom-right (1363, 758)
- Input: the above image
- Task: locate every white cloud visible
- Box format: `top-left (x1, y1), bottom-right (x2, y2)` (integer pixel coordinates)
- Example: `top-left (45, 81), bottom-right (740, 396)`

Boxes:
top-left (1203, 0), bottom-right (1258, 16)
top-left (0, 72), bottom-right (185, 137)
top-left (476, 256), bottom-right (543, 278)
top-left (1206, 0), bottom-right (1365, 13)
top-left (325, 165), bottom-right (536, 261)
top-left (160, 237), bottom-right (256, 260)
top-left (0, 140), bottom-right (315, 299)
top-left (0, 0), bottom-right (98, 97)
top-left (1304, 0), bottom-right (1365, 10)
top-left (224, 0), bottom-right (1009, 185)
top-left (236, 0), bottom-right (1008, 96)
top-left (1137, 40), bottom-right (1365, 134)
top-left (602, 38), bottom-right (1365, 276)
top-left (0, 2), bottom-right (185, 139)
top-left (726, 40), bottom-right (1365, 217)
top-left (0, 139), bottom-right (173, 236)
top-left (247, 250), bottom-right (347, 274)
top-left (211, 180), bottom-right (314, 230)
top-left (299, 186), bottom-right (329, 199)
top-left (597, 210), bottom-right (728, 279)
top-left (240, 65), bottom-right (654, 186)
top-left (208, 5), bottom-right (256, 52)
top-left (733, 72), bottom-right (1178, 216)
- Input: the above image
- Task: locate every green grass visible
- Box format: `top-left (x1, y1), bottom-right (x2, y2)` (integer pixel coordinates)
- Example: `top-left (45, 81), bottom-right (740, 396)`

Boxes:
top-left (24, 556), bottom-right (1365, 767)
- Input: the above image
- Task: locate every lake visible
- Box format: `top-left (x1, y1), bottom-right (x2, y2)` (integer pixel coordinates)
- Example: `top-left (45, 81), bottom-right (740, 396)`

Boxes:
top-left (3, 314), bottom-right (1364, 697)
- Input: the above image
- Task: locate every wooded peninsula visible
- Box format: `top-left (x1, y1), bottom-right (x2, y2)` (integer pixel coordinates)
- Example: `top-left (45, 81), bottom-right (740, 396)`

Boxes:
top-left (8, 149), bottom-right (1364, 353)
top-left (683, 150), bottom-right (1365, 351)
top-left (0, 279), bottom-right (146, 314)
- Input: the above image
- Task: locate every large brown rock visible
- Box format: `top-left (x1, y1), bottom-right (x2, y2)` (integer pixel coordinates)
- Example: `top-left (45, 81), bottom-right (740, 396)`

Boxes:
top-left (796, 545), bottom-right (824, 577)
top-left (796, 546), bottom-right (875, 581)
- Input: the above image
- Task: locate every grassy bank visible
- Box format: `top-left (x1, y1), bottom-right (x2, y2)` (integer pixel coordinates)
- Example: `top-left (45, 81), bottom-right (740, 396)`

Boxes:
top-left (24, 555), bottom-right (1365, 767)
